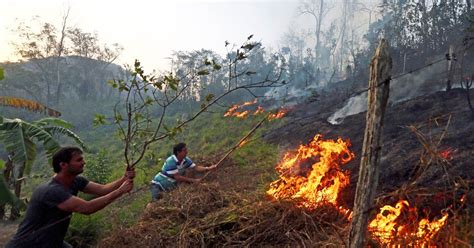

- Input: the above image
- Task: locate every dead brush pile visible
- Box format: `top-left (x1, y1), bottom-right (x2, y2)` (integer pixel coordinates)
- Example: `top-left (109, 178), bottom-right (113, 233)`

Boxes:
top-left (99, 183), bottom-right (349, 247)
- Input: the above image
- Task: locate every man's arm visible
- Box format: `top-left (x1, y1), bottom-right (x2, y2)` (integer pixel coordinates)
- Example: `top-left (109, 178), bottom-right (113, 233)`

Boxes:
top-left (57, 179), bottom-right (133, 215)
top-left (193, 164), bottom-right (217, 173)
top-left (82, 167), bottom-right (135, 196)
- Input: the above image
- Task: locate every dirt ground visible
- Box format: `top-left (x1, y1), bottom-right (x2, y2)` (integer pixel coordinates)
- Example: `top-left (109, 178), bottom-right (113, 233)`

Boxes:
top-left (0, 221), bottom-right (18, 246)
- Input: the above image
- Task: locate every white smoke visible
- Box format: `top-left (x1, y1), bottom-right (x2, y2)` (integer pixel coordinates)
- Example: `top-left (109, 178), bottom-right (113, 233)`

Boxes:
top-left (328, 59), bottom-right (452, 125)
top-left (328, 91), bottom-right (368, 125)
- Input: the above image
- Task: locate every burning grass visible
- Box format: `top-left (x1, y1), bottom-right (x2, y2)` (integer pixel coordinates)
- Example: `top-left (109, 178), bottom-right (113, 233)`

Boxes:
top-left (99, 184), bottom-right (349, 248)
top-left (224, 99), bottom-right (289, 120)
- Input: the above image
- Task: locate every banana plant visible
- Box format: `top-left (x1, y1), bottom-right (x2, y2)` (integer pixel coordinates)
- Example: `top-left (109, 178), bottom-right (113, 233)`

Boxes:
top-left (0, 116), bottom-right (86, 173)
top-left (0, 115), bottom-right (86, 218)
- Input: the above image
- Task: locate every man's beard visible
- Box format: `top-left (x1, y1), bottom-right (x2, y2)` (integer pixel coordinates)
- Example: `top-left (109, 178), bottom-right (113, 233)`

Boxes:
top-left (68, 166), bottom-right (83, 175)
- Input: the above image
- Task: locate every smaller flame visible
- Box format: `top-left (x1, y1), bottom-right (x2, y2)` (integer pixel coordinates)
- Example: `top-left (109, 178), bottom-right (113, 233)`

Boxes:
top-left (224, 99), bottom-right (258, 119)
top-left (416, 213), bottom-right (448, 242)
top-left (369, 200), bottom-right (449, 246)
top-left (242, 98), bottom-right (258, 106)
top-left (268, 108), bottom-right (288, 120)
top-left (224, 100), bottom-right (289, 120)
top-left (224, 105), bottom-right (240, 117)
top-left (253, 106), bottom-right (265, 115)
top-left (235, 111), bottom-right (249, 118)
top-left (369, 200), bottom-right (409, 243)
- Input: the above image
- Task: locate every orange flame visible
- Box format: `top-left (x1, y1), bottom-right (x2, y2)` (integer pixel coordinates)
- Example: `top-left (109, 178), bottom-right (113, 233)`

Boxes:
top-left (265, 132), bottom-right (450, 247)
top-left (253, 106), bottom-right (265, 115)
top-left (235, 111), bottom-right (249, 118)
top-left (242, 98), bottom-right (258, 106)
top-left (266, 134), bottom-right (355, 208)
top-left (268, 108), bottom-right (288, 120)
top-left (224, 105), bottom-right (240, 117)
top-left (369, 200), bottom-right (449, 246)
top-left (224, 99), bottom-right (258, 119)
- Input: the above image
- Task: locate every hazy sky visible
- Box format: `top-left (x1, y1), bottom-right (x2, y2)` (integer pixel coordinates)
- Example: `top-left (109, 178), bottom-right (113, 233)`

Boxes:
top-left (0, 0), bottom-right (301, 70)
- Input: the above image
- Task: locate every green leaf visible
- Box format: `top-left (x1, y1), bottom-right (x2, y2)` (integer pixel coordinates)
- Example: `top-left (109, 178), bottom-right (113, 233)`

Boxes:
top-left (33, 118), bottom-right (74, 129)
top-left (169, 82), bottom-right (177, 91)
top-left (93, 114), bottom-right (108, 126)
top-left (145, 96), bottom-right (154, 105)
top-left (134, 113), bottom-right (143, 122)
top-left (0, 68), bottom-right (4, 80)
top-left (154, 81), bottom-right (163, 90)
top-left (118, 83), bottom-right (130, 92)
top-left (0, 174), bottom-right (24, 207)
top-left (205, 93), bottom-right (214, 102)
top-left (0, 119), bottom-right (38, 167)
top-left (114, 113), bottom-right (123, 123)
top-left (197, 70), bottom-right (210, 76)
top-left (241, 43), bottom-right (256, 50)
top-left (43, 126), bottom-right (86, 152)
top-left (0, 159), bottom-right (4, 170)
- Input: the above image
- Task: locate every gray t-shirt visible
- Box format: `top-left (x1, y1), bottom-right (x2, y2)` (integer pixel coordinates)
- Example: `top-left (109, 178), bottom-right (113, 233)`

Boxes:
top-left (6, 176), bottom-right (89, 248)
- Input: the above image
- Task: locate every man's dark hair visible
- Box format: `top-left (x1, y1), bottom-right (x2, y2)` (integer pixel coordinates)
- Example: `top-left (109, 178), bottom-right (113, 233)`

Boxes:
top-left (52, 147), bottom-right (83, 173)
top-left (173, 143), bottom-right (187, 156)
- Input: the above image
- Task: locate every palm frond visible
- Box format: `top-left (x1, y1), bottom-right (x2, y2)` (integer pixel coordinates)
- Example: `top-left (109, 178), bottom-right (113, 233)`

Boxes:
top-left (43, 126), bottom-right (87, 151)
top-left (0, 120), bottom-right (32, 164)
top-left (33, 118), bottom-right (73, 129)
top-left (0, 175), bottom-right (24, 207)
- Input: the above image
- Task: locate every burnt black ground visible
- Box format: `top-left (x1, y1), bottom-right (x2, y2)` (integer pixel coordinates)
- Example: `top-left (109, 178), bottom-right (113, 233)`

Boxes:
top-left (264, 88), bottom-right (474, 207)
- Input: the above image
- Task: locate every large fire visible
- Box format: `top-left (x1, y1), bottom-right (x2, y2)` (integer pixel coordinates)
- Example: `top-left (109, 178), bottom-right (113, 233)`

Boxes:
top-left (266, 134), bottom-right (449, 246)
top-left (369, 200), bottom-right (449, 246)
top-left (266, 134), bottom-right (354, 207)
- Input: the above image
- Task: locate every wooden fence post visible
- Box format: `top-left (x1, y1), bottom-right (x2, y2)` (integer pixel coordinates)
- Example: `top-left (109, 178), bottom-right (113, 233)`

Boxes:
top-left (349, 39), bottom-right (392, 248)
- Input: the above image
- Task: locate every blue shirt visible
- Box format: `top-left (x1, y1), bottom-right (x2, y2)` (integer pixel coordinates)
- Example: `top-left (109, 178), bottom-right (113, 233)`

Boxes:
top-left (158, 155), bottom-right (195, 178)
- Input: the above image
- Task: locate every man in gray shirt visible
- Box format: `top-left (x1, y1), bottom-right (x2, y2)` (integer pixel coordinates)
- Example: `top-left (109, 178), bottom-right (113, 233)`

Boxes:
top-left (6, 146), bottom-right (135, 248)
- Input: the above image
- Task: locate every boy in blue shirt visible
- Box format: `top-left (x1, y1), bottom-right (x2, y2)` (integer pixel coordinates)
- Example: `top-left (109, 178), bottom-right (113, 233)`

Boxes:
top-left (150, 143), bottom-right (216, 201)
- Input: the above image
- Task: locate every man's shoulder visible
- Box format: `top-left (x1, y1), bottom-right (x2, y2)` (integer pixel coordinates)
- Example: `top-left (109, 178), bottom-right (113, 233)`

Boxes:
top-left (74, 176), bottom-right (88, 183)
top-left (72, 176), bottom-right (89, 192)
top-left (30, 180), bottom-right (66, 201)
top-left (185, 156), bottom-right (193, 164)
top-left (165, 155), bottom-right (177, 163)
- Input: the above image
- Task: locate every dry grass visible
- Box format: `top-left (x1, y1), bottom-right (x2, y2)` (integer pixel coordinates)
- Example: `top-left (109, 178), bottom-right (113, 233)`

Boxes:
top-left (99, 183), bottom-right (350, 248)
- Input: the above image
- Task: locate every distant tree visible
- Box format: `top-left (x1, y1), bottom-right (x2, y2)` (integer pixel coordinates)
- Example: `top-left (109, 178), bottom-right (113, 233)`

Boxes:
top-left (298, 0), bottom-right (332, 67)
top-left (10, 12), bottom-right (122, 105)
